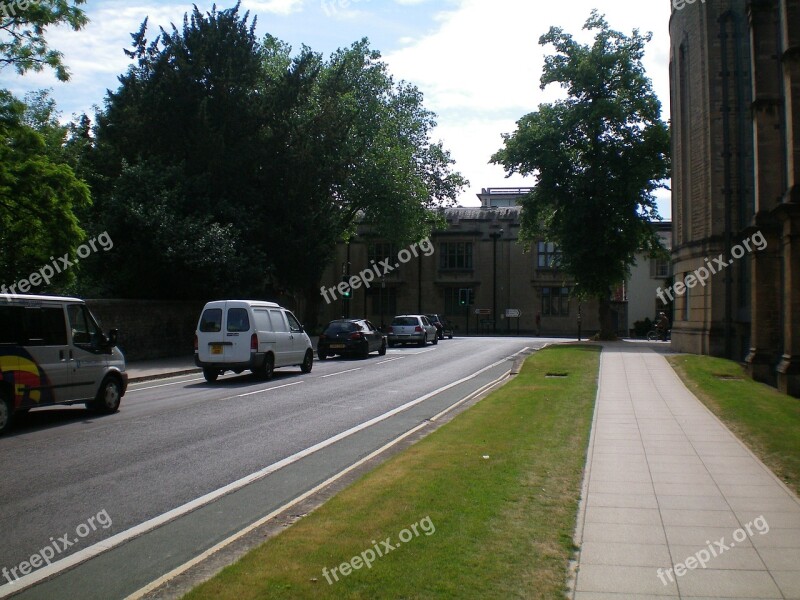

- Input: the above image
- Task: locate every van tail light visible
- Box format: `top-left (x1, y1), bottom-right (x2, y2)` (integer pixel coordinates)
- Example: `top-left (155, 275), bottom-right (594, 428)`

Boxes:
top-left (193, 334), bottom-right (198, 352)
top-left (415, 326), bottom-right (423, 333)
top-left (251, 333), bottom-right (258, 351)
top-left (349, 332), bottom-right (364, 340)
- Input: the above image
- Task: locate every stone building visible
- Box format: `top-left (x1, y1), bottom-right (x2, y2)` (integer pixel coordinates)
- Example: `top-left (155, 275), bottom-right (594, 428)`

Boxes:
top-left (318, 188), bottom-right (641, 338)
top-left (669, 0), bottom-right (800, 395)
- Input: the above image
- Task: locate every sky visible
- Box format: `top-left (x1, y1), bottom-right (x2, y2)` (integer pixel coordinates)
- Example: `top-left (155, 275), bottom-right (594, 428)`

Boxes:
top-left (1, 0), bottom-right (673, 217)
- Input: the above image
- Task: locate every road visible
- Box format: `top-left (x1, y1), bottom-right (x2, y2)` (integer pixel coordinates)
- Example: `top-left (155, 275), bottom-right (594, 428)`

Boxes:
top-left (0, 336), bottom-right (557, 599)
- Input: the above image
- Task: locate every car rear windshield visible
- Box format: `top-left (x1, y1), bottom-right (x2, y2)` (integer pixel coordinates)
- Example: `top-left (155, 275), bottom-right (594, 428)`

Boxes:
top-left (392, 317), bottom-right (418, 326)
top-left (199, 308), bottom-right (222, 332)
top-left (325, 322), bottom-right (358, 334)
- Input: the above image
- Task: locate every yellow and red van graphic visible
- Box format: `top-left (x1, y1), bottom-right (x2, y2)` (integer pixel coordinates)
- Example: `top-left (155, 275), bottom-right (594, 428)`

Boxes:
top-left (0, 348), bottom-right (56, 409)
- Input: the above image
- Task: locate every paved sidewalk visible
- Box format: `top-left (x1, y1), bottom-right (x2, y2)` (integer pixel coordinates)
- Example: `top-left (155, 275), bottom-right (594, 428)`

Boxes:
top-left (126, 355), bottom-right (199, 382)
top-left (572, 343), bottom-right (800, 599)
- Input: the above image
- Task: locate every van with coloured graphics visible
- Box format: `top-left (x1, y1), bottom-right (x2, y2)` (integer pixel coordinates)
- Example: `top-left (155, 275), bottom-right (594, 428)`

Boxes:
top-left (0, 294), bottom-right (128, 435)
top-left (194, 300), bottom-right (314, 383)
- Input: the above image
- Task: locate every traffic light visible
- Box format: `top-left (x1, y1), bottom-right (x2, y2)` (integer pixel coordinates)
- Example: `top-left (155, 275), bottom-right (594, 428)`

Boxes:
top-left (341, 276), bottom-right (352, 299)
top-left (459, 288), bottom-right (472, 306)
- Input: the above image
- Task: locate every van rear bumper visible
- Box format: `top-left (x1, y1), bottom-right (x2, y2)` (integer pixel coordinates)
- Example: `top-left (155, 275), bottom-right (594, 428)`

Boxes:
top-left (194, 353), bottom-right (266, 371)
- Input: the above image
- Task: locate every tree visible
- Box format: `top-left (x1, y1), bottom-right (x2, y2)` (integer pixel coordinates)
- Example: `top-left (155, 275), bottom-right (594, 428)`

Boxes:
top-left (0, 90), bottom-right (90, 288)
top-left (0, 0), bottom-right (88, 81)
top-left (492, 11), bottom-right (670, 339)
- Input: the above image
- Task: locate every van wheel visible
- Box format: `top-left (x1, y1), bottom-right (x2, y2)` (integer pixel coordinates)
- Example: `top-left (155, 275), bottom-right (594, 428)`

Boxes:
top-left (255, 355), bottom-right (274, 380)
top-left (203, 368), bottom-right (220, 383)
top-left (88, 377), bottom-right (121, 414)
top-left (0, 391), bottom-right (12, 435)
top-left (301, 350), bottom-right (313, 373)
top-left (379, 340), bottom-right (387, 356)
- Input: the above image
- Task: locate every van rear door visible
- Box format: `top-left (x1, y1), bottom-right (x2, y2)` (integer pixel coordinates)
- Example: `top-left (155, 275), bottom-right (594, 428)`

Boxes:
top-left (224, 305), bottom-right (252, 364)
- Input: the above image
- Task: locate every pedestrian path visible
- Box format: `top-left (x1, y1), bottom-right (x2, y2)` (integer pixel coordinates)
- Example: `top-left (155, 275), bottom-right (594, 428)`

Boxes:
top-left (572, 343), bottom-right (800, 599)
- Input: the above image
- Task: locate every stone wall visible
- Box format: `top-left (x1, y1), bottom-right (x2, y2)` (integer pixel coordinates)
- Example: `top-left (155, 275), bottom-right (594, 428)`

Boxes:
top-left (86, 300), bottom-right (205, 361)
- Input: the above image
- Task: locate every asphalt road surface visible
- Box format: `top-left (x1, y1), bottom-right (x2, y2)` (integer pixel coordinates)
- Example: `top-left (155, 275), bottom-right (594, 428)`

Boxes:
top-left (0, 336), bottom-right (558, 599)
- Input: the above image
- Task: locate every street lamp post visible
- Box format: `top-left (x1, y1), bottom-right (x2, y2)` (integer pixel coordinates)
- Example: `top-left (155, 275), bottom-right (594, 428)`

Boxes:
top-left (490, 229), bottom-right (503, 335)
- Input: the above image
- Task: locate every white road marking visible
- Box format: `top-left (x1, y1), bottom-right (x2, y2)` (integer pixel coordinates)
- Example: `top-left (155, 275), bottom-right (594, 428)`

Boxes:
top-left (236, 381), bottom-right (304, 397)
top-left (320, 368), bottom-right (362, 379)
top-left (375, 357), bottom-right (404, 365)
top-left (129, 377), bottom-right (205, 392)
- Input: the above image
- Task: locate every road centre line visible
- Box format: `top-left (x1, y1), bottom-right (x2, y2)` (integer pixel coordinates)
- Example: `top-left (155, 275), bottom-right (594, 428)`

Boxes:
top-left (236, 381), bottom-right (304, 397)
top-left (375, 357), bottom-right (404, 365)
top-left (320, 368), bottom-right (362, 379)
top-left (0, 347), bottom-right (529, 599)
top-left (129, 377), bottom-right (206, 392)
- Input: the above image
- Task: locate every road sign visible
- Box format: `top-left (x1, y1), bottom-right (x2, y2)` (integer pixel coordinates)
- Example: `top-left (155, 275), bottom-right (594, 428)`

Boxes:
top-left (505, 309), bottom-right (521, 318)
top-left (475, 308), bottom-right (491, 315)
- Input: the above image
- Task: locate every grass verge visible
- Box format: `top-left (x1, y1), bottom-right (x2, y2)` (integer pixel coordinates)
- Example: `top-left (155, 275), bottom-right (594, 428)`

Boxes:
top-left (668, 354), bottom-right (800, 495)
top-left (183, 344), bottom-right (600, 600)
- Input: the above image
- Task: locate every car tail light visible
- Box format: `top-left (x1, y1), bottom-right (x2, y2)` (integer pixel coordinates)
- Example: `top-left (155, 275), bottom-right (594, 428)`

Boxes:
top-left (193, 334), bottom-right (198, 352)
top-left (319, 334), bottom-right (327, 341)
top-left (349, 332), bottom-right (364, 340)
top-left (251, 333), bottom-right (258, 351)
top-left (387, 326), bottom-right (393, 333)
top-left (415, 326), bottom-right (423, 332)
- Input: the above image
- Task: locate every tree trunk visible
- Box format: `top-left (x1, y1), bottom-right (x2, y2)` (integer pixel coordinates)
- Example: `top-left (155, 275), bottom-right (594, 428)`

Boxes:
top-left (597, 291), bottom-right (617, 340)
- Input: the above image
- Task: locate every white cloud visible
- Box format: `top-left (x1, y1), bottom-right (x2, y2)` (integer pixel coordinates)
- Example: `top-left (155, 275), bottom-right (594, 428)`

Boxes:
top-left (384, 0), bottom-right (671, 208)
top-left (243, 0), bottom-right (305, 16)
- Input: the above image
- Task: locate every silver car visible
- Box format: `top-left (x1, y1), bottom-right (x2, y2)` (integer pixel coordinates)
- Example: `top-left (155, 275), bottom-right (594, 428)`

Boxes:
top-left (387, 315), bottom-right (438, 347)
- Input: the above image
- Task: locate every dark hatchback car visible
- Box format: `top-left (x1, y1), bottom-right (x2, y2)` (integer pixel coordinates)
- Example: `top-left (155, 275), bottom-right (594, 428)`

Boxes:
top-left (317, 319), bottom-right (387, 360)
top-left (425, 314), bottom-right (454, 340)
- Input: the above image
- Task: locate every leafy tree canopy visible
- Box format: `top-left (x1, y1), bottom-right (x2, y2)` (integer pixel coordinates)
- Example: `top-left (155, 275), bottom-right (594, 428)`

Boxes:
top-left (492, 11), bottom-right (669, 337)
top-left (0, 0), bottom-right (88, 81)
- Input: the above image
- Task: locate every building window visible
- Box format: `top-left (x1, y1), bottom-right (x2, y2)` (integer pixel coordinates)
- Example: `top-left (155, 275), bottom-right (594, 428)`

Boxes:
top-left (368, 287), bottom-right (397, 322)
top-left (542, 287), bottom-right (570, 316)
top-left (439, 242), bottom-right (473, 270)
top-left (537, 242), bottom-right (561, 268)
top-left (368, 242), bottom-right (397, 265)
top-left (651, 259), bottom-right (669, 279)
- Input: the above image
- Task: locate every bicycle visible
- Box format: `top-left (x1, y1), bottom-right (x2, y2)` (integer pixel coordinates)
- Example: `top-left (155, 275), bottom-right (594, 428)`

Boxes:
top-left (647, 329), bottom-right (671, 342)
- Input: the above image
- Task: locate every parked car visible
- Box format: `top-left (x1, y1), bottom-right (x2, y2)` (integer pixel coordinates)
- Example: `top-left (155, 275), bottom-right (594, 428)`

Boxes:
top-left (317, 319), bottom-right (386, 359)
top-left (425, 314), bottom-right (454, 340)
top-left (194, 300), bottom-right (314, 382)
top-left (387, 315), bottom-right (438, 347)
top-left (0, 294), bottom-right (128, 435)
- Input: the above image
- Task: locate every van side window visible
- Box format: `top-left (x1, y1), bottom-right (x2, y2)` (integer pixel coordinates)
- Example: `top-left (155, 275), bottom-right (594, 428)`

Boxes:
top-left (24, 307), bottom-right (68, 346)
top-left (67, 305), bottom-right (101, 348)
top-left (253, 310), bottom-right (272, 332)
top-left (285, 312), bottom-right (303, 333)
top-left (0, 305), bottom-right (24, 344)
top-left (227, 308), bottom-right (250, 333)
top-left (269, 309), bottom-right (288, 332)
top-left (200, 309), bottom-right (222, 332)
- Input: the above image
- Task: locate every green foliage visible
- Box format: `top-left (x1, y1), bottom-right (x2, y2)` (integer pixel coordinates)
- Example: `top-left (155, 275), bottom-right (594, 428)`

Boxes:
top-left (493, 11), bottom-right (670, 334)
top-left (0, 0), bottom-right (88, 81)
top-left (88, 4), bottom-right (465, 312)
top-left (0, 90), bottom-right (90, 289)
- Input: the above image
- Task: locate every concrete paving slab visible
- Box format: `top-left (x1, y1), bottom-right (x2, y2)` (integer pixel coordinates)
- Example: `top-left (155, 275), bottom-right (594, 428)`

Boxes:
top-left (571, 343), bottom-right (800, 600)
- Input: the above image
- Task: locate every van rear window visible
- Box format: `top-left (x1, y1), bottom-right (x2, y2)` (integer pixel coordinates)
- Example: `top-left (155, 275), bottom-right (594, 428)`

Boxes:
top-left (200, 309), bottom-right (222, 332)
top-left (226, 308), bottom-right (250, 332)
top-left (0, 305), bottom-right (24, 344)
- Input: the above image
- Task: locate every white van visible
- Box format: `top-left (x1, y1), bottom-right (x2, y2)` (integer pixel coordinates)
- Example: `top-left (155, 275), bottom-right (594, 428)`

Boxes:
top-left (0, 294), bottom-right (128, 435)
top-left (194, 300), bottom-right (314, 383)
